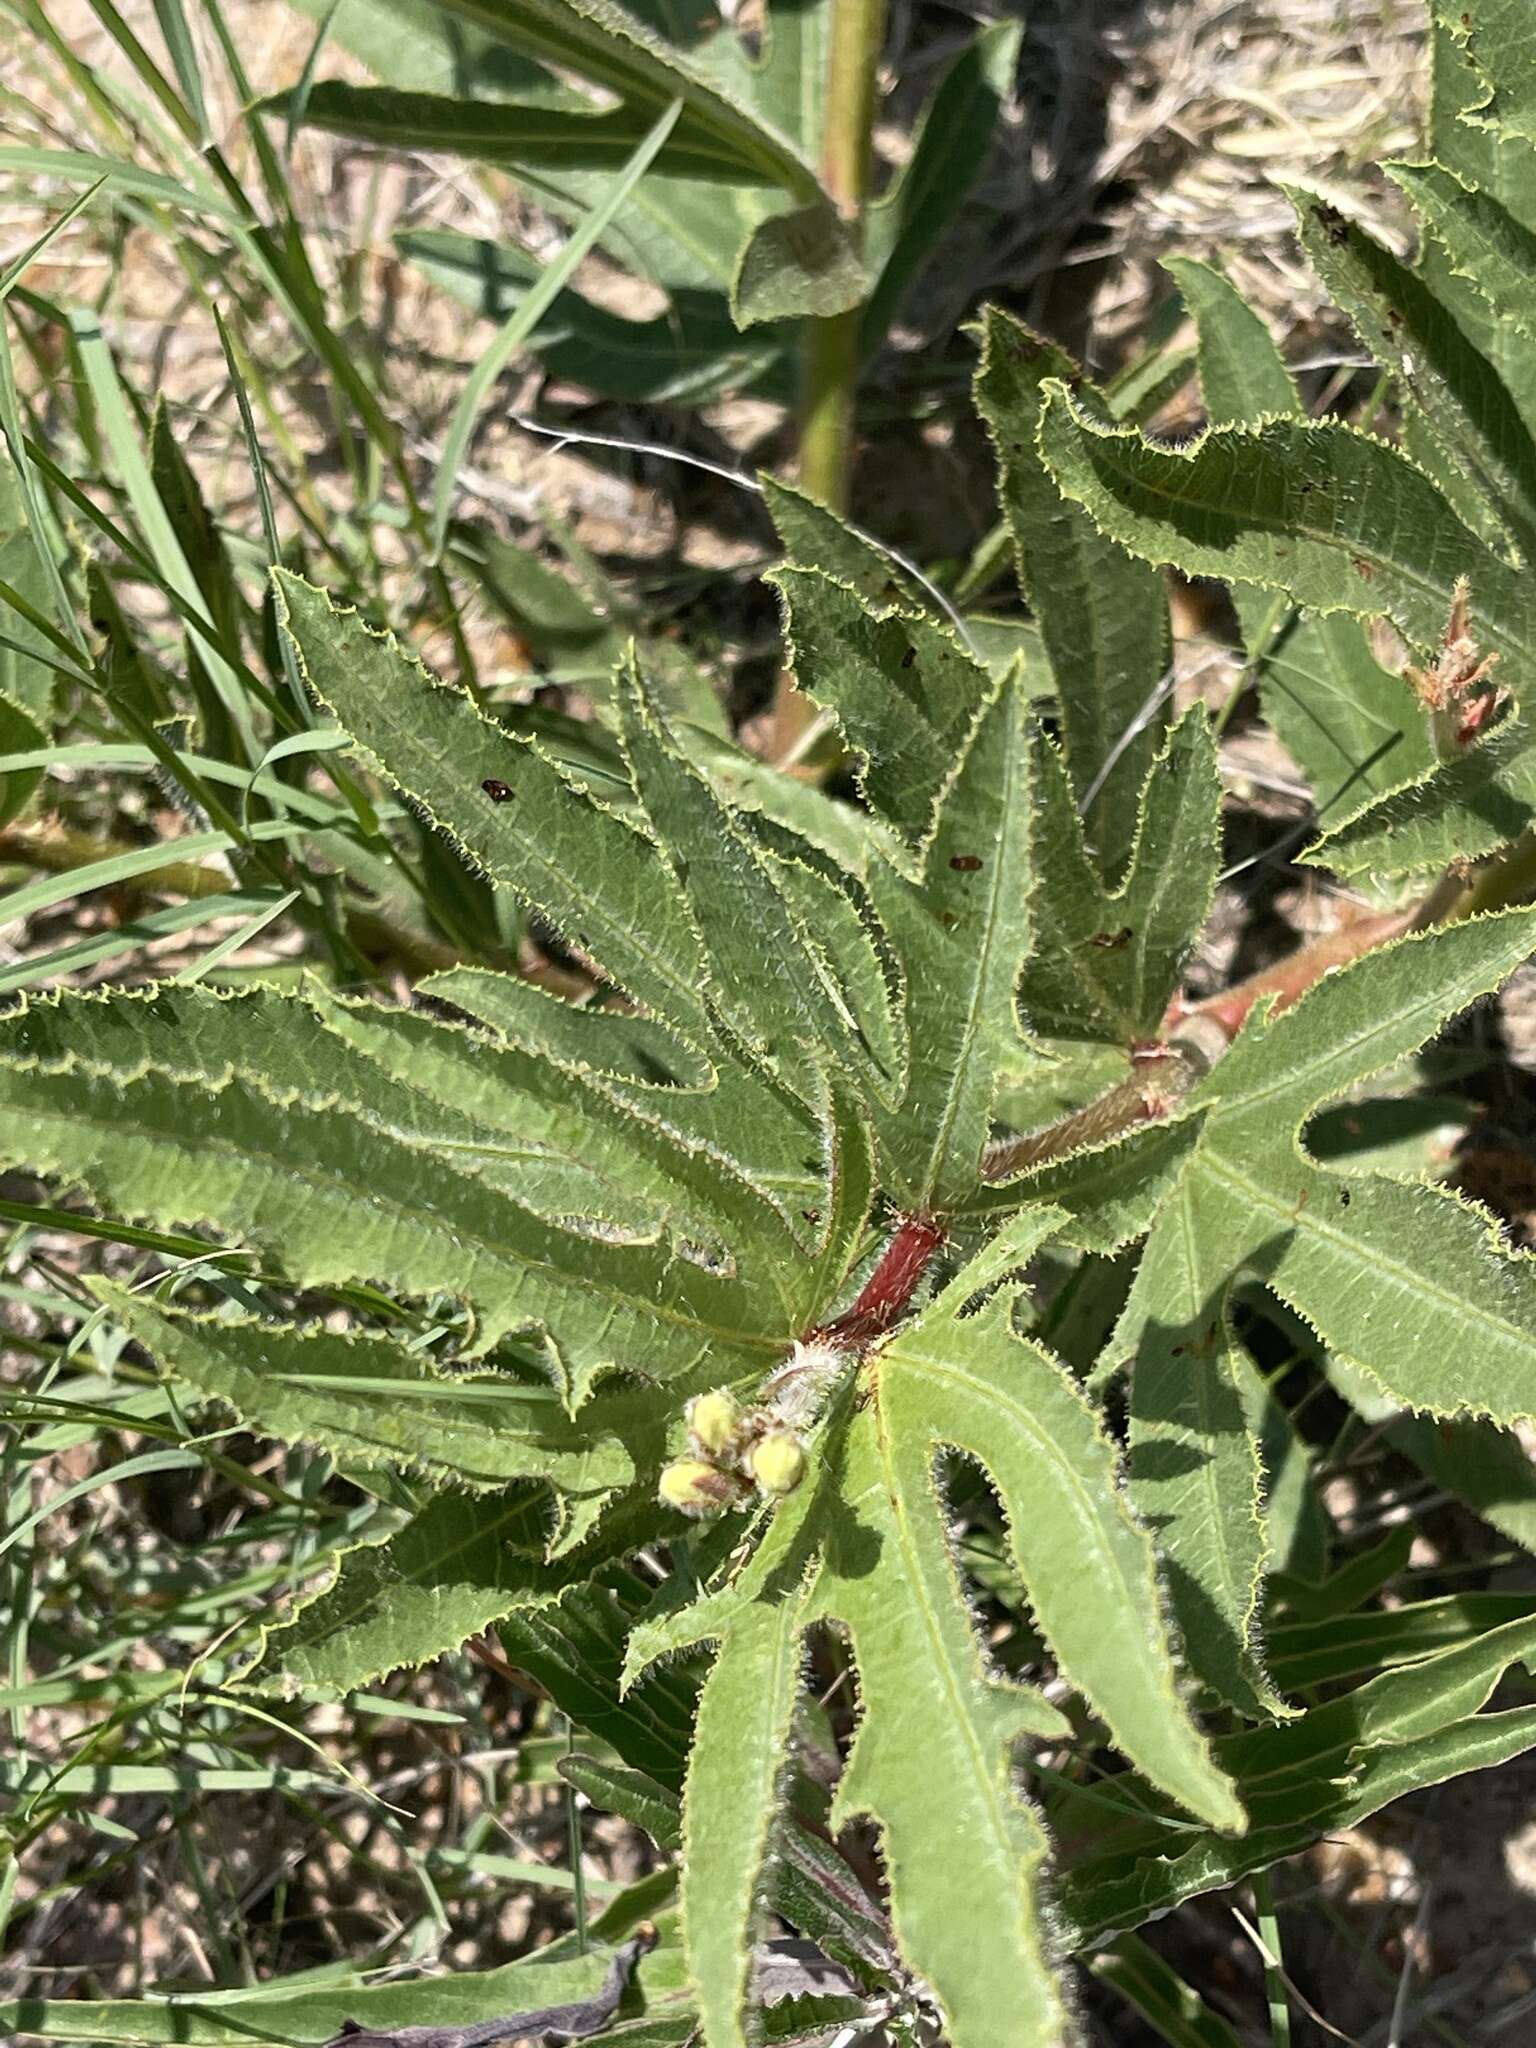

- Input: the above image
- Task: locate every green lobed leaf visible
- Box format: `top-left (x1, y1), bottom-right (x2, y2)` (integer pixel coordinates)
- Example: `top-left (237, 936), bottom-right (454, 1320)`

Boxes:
top-left (1393, 152), bottom-right (1536, 449)
top-left (523, 1499), bottom-right (892, 1988)
top-left (418, 960), bottom-right (834, 1246)
top-left (1036, 386), bottom-right (1536, 668)
top-left (1148, 908), bottom-right (1536, 1423)
top-left (274, 571), bottom-right (712, 1040)
top-left (420, 963), bottom-right (709, 1086)
top-left (1169, 253), bottom-right (1434, 817)
top-left (626, 1202), bottom-right (1244, 2047)
top-left (1448, 0), bottom-right (1536, 150)
top-left (615, 652), bottom-right (901, 1107)
top-left (797, 1275), bottom-right (1239, 2045)
top-left (763, 474), bottom-right (935, 612)
top-left (1416, 14), bottom-right (1536, 454)
top-left (867, 662), bottom-right (1037, 1208)
top-left (860, 1284), bottom-right (1243, 1831)
top-left (771, 563), bottom-right (990, 857)
top-left (1290, 185), bottom-right (1536, 558)
top-left (0, 998), bottom-right (786, 1393)
top-left (98, 1287), bottom-right (637, 1496)
top-left (974, 306), bottom-right (1173, 880)
top-left (2, 977), bottom-right (802, 1306)
top-left (304, 981), bottom-right (805, 1278)
top-left (810, 1392), bottom-right (1069, 2048)
top-left (1020, 705), bottom-right (1222, 1049)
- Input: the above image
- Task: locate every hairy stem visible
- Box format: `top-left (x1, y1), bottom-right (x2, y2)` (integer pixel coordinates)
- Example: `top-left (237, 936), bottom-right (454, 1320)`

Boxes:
top-left (982, 1044), bottom-right (1215, 1184)
top-left (817, 1213), bottom-right (944, 1345)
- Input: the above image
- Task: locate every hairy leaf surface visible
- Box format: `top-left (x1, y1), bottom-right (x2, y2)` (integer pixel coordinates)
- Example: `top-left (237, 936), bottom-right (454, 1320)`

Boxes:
top-left (275, 572), bottom-right (712, 1039)
top-left (1171, 252), bottom-right (1434, 817)
top-left (1037, 390), bottom-right (1536, 667)
top-left (1021, 706), bottom-right (1221, 1048)
top-left (867, 662), bottom-right (1036, 1207)
top-left (628, 1213), bottom-right (1240, 2048)
top-left (1114, 910), bottom-right (1536, 1426)
top-left (975, 308), bottom-right (1172, 879)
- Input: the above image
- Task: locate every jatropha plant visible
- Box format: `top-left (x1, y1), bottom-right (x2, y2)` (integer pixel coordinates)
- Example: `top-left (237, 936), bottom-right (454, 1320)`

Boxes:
top-left (14, 4), bottom-right (1536, 2042)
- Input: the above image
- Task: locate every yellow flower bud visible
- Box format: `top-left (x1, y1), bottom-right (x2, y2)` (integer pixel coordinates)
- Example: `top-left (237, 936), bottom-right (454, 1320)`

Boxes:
top-left (749, 1431), bottom-right (806, 1499)
top-left (687, 1388), bottom-right (742, 1456)
top-left (658, 1458), bottom-right (735, 1518)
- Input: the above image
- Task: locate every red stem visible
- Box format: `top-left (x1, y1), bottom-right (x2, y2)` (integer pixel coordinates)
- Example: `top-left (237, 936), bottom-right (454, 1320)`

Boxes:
top-left (816, 1214), bottom-right (945, 1346)
top-left (1164, 908), bottom-right (1410, 1045)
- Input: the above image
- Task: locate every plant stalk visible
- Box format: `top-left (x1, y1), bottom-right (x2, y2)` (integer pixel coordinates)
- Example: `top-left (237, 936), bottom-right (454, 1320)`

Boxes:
top-left (816, 1213), bottom-right (945, 1346)
top-left (772, 0), bottom-right (887, 760)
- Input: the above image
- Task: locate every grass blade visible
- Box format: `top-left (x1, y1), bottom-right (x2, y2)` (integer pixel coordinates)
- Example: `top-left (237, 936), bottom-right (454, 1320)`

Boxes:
top-left (428, 98), bottom-right (682, 561)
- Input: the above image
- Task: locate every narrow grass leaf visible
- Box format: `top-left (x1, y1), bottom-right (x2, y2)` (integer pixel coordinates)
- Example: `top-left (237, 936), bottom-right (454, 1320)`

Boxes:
top-left (429, 99), bottom-right (682, 559)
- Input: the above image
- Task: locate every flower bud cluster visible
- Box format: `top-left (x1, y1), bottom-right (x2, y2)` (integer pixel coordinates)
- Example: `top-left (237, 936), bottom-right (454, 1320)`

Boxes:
top-left (656, 1373), bottom-right (818, 1519)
